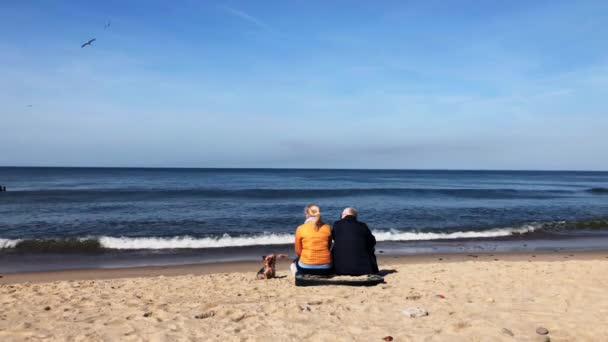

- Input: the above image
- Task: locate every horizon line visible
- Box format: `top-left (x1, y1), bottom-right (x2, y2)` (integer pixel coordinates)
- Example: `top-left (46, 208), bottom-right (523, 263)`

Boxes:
top-left (0, 165), bottom-right (607, 172)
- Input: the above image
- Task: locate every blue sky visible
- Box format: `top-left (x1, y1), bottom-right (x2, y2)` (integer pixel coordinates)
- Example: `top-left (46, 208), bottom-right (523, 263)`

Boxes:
top-left (1, 0), bottom-right (607, 170)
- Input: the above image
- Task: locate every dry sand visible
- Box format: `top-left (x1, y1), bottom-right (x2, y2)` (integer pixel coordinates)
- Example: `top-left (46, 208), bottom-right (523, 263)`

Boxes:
top-left (1, 253), bottom-right (608, 341)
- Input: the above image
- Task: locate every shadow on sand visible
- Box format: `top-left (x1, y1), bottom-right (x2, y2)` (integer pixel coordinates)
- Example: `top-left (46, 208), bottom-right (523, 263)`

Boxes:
top-left (378, 269), bottom-right (398, 277)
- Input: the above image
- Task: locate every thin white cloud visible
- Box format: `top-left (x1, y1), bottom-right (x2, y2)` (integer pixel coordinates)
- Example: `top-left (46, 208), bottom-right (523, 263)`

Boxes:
top-left (220, 5), bottom-right (269, 29)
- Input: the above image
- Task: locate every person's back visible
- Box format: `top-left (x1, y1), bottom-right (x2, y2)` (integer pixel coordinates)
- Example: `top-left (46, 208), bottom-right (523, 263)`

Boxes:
top-left (295, 221), bottom-right (332, 265)
top-left (332, 208), bottom-right (378, 275)
top-left (293, 204), bottom-right (333, 276)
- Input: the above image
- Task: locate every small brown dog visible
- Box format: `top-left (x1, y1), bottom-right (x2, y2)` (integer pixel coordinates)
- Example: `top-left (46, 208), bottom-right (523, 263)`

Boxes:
top-left (256, 254), bottom-right (289, 280)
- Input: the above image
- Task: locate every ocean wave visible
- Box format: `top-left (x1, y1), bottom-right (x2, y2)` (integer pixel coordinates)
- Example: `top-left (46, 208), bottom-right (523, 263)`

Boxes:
top-left (100, 227), bottom-right (537, 249)
top-left (587, 187), bottom-right (608, 194)
top-left (372, 226), bottom-right (537, 241)
top-left (0, 238), bottom-right (102, 252)
top-left (3, 217), bottom-right (607, 252)
top-left (0, 226), bottom-right (537, 251)
top-left (99, 233), bottom-right (294, 249)
top-left (0, 238), bottom-right (20, 249)
top-left (2, 187), bottom-right (574, 201)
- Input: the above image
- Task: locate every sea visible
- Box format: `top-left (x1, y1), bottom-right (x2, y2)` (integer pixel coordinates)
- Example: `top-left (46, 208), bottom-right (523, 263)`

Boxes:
top-left (1, 167), bottom-right (608, 272)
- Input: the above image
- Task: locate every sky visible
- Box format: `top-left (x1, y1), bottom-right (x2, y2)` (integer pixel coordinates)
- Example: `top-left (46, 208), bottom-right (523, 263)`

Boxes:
top-left (1, 0), bottom-right (607, 170)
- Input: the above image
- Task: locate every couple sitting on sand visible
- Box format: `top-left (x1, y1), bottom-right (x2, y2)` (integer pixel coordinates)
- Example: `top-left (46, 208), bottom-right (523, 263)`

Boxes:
top-left (291, 203), bottom-right (379, 276)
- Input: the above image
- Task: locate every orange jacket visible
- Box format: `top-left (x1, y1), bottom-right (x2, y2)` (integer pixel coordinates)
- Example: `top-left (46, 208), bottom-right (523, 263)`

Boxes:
top-left (294, 221), bottom-right (332, 265)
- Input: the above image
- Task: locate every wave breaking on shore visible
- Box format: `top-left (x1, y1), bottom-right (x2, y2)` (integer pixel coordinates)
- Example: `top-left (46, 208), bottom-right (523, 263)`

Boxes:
top-left (0, 226), bottom-right (537, 252)
top-left (2, 218), bottom-right (607, 252)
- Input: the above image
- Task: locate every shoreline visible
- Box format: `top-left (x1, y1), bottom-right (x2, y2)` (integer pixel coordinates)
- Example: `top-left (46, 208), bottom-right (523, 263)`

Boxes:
top-left (2, 249), bottom-right (607, 284)
top-left (3, 233), bottom-right (608, 274)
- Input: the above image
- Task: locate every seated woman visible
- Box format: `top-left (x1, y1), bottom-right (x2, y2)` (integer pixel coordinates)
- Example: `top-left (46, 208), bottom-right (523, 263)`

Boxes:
top-left (293, 203), bottom-right (333, 276)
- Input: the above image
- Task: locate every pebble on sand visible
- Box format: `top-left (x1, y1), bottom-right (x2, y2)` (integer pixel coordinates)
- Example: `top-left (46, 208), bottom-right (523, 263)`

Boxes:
top-left (536, 327), bottom-right (549, 335)
top-left (501, 328), bottom-right (514, 336)
top-left (44, 306), bottom-right (51, 311)
top-left (194, 311), bottom-right (215, 319)
top-left (401, 307), bottom-right (428, 318)
top-left (143, 312), bottom-right (152, 317)
top-left (383, 336), bottom-right (394, 341)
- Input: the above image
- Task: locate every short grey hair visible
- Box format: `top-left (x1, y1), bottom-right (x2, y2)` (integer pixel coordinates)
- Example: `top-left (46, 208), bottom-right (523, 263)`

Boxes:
top-left (342, 207), bottom-right (358, 218)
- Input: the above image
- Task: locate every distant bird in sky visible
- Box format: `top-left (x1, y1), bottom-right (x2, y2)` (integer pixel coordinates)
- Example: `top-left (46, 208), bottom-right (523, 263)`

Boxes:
top-left (104, 21), bottom-right (111, 29)
top-left (81, 38), bottom-right (96, 48)
top-left (27, 104), bottom-right (32, 107)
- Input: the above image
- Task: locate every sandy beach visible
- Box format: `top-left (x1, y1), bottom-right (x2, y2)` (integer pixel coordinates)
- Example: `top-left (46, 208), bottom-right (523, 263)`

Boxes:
top-left (1, 252), bottom-right (608, 341)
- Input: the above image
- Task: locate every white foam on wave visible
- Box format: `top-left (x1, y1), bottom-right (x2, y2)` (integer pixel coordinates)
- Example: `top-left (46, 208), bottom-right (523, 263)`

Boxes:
top-left (97, 225), bottom-right (537, 249)
top-left (99, 233), bottom-right (295, 249)
top-left (372, 225), bottom-right (537, 241)
top-left (0, 226), bottom-right (538, 250)
top-left (0, 238), bottom-right (21, 249)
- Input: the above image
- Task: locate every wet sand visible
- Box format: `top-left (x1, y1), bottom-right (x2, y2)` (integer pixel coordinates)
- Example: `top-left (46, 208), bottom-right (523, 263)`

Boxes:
top-left (1, 250), bottom-right (605, 284)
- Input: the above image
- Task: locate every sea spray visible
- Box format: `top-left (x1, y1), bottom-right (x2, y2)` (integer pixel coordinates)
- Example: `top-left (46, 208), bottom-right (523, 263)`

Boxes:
top-left (0, 238), bottom-right (20, 249)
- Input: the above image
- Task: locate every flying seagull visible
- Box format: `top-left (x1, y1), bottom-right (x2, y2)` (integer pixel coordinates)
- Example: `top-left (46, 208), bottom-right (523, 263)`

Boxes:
top-left (104, 21), bottom-right (111, 29)
top-left (81, 38), bottom-right (96, 48)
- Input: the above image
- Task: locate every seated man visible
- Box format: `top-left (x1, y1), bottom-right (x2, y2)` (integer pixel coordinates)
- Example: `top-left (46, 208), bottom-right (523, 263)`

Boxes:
top-left (331, 208), bottom-right (379, 275)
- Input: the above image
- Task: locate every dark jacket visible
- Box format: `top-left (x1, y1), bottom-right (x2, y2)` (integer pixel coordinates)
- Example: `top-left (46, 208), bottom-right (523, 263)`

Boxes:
top-left (331, 215), bottom-right (379, 275)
